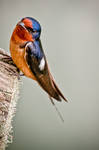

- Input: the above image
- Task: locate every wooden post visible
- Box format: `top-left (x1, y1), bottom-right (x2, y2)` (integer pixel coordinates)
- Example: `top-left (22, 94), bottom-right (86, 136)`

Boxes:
top-left (0, 48), bottom-right (19, 150)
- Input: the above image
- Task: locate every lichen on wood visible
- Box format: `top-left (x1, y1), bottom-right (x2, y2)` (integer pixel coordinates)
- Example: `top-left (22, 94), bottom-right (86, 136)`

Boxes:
top-left (0, 48), bottom-right (20, 150)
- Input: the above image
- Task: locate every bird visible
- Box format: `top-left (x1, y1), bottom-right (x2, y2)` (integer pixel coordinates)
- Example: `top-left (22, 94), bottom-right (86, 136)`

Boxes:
top-left (10, 17), bottom-right (67, 115)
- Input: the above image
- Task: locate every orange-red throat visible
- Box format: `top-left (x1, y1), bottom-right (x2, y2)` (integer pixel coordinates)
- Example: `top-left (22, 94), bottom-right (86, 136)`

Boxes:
top-left (11, 23), bottom-right (33, 44)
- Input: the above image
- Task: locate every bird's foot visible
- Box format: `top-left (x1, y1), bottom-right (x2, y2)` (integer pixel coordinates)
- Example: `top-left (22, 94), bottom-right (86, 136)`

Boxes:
top-left (20, 73), bottom-right (24, 76)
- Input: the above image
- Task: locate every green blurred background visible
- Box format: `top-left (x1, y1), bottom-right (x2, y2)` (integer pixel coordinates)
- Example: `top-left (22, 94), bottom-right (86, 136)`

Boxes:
top-left (0, 0), bottom-right (99, 150)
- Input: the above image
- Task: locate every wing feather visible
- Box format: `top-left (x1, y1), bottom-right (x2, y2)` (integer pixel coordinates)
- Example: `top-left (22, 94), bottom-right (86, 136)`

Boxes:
top-left (25, 41), bottom-right (67, 102)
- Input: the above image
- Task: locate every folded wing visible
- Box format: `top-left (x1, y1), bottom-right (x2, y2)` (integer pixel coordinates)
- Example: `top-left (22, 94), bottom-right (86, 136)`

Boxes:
top-left (25, 41), bottom-right (67, 102)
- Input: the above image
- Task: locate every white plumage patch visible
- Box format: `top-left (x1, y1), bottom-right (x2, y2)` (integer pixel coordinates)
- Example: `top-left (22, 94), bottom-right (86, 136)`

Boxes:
top-left (39, 57), bottom-right (45, 71)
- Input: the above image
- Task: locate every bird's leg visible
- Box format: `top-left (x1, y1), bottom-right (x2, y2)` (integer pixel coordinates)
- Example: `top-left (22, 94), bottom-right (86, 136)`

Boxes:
top-left (15, 68), bottom-right (24, 79)
top-left (20, 73), bottom-right (24, 76)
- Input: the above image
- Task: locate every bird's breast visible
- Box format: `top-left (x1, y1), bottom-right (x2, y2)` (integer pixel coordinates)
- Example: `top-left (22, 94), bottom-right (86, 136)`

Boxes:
top-left (10, 40), bottom-right (36, 80)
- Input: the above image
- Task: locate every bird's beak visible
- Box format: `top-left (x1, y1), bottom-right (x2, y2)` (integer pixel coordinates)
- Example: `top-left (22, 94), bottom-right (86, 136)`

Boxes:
top-left (17, 22), bottom-right (26, 30)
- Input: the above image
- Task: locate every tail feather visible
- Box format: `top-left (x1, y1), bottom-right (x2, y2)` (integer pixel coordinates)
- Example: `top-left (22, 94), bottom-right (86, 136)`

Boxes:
top-left (50, 73), bottom-right (68, 102)
top-left (52, 79), bottom-right (68, 102)
top-left (49, 96), bottom-right (64, 122)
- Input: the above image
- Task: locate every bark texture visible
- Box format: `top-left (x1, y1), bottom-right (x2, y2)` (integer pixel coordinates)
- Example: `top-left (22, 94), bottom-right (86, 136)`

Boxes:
top-left (0, 48), bottom-right (19, 150)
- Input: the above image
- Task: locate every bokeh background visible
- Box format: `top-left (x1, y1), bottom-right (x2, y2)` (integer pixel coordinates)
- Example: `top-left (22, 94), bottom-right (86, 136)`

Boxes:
top-left (0, 0), bottom-right (99, 150)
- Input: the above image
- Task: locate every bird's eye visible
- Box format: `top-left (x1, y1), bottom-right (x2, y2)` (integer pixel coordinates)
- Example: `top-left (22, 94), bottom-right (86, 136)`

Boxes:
top-left (26, 27), bottom-right (37, 34)
top-left (26, 27), bottom-right (33, 32)
top-left (33, 30), bottom-right (37, 34)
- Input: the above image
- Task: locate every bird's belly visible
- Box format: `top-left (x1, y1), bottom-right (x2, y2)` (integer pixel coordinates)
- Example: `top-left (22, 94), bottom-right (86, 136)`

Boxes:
top-left (10, 44), bottom-right (36, 80)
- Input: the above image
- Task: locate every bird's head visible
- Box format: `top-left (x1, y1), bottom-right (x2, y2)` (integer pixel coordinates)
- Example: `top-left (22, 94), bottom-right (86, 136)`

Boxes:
top-left (11, 17), bottom-right (41, 43)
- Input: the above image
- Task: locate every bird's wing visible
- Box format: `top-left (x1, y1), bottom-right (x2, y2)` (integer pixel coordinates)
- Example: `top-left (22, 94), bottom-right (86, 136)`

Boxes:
top-left (24, 41), bottom-right (67, 102)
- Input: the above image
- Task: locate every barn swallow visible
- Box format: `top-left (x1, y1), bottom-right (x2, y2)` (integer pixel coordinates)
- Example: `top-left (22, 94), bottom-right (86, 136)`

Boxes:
top-left (10, 17), bottom-right (67, 105)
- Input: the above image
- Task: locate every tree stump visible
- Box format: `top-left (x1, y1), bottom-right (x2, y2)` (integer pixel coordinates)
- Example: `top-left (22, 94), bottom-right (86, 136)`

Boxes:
top-left (0, 48), bottom-right (19, 150)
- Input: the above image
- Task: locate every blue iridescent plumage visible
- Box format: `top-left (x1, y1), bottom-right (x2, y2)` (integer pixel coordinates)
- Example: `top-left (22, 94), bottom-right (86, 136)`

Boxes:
top-left (31, 40), bottom-right (43, 60)
top-left (26, 40), bottom-right (43, 62)
top-left (26, 17), bottom-right (41, 39)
